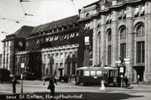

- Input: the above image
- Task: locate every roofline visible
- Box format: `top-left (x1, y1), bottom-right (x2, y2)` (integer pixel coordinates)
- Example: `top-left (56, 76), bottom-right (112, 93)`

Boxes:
top-left (34, 15), bottom-right (79, 28)
top-left (79, 0), bottom-right (145, 22)
top-left (83, 0), bottom-right (100, 8)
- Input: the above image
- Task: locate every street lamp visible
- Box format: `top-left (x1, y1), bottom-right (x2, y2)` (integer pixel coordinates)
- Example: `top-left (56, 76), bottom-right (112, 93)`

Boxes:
top-left (116, 57), bottom-right (130, 87)
top-left (119, 57), bottom-right (126, 87)
top-left (21, 63), bottom-right (25, 94)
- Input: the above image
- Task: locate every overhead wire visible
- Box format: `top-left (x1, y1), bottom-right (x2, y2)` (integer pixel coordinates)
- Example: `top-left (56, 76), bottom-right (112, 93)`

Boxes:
top-left (0, 0), bottom-right (79, 32)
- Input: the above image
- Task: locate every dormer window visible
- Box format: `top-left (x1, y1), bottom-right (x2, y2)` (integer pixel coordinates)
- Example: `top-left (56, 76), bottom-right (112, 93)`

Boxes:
top-left (118, 14), bottom-right (122, 20)
top-left (134, 7), bottom-right (139, 17)
top-left (86, 12), bottom-right (90, 17)
top-left (101, 5), bottom-right (105, 10)
top-left (97, 24), bottom-right (100, 28)
top-left (53, 28), bottom-right (57, 32)
top-left (140, 6), bottom-right (145, 16)
top-left (58, 27), bottom-right (62, 31)
top-left (106, 15), bottom-right (112, 24)
top-left (123, 10), bottom-right (126, 19)
top-left (64, 26), bottom-right (67, 30)
top-left (49, 30), bottom-right (52, 34)
top-left (118, 10), bottom-right (126, 20)
top-left (69, 25), bottom-right (73, 29)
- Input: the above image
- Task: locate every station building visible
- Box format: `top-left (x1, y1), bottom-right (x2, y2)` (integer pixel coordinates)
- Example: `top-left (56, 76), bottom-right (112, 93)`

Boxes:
top-left (1, 15), bottom-right (90, 79)
top-left (79, 0), bottom-right (151, 82)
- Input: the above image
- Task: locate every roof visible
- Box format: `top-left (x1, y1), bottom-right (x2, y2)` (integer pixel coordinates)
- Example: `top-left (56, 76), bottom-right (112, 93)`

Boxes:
top-left (31, 15), bottom-right (79, 33)
top-left (76, 66), bottom-right (117, 71)
top-left (83, 0), bottom-right (115, 8)
top-left (83, 0), bottom-right (99, 8)
top-left (14, 25), bottom-right (34, 38)
top-left (2, 25), bottom-right (33, 42)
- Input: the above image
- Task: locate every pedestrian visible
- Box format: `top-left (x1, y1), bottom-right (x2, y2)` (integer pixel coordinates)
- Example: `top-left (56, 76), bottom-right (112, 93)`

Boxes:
top-left (47, 77), bottom-right (57, 97)
top-left (137, 74), bottom-right (140, 84)
top-left (43, 79), bottom-right (45, 85)
top-left (124, 76), bottom-right (128, 87)
top-left (12, 76), bottom-right (17, 94)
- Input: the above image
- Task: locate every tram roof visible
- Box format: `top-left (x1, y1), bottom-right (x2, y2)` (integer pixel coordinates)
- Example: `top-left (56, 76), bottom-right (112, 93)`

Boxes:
top-left (76, 66), bottom-right (117, 71)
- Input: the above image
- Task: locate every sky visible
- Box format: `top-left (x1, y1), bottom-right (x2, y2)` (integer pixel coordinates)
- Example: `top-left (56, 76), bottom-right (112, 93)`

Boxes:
top-left (0, 0), bottom-right (98, 53)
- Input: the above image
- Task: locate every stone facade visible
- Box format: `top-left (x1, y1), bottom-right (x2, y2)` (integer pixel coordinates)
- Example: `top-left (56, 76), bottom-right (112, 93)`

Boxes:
top-left (1, 26), bottom-right (34, 75)
top-left (79, 0), bottom-right (151, 82)
top-left (2, 15), bottom-right (85, 80)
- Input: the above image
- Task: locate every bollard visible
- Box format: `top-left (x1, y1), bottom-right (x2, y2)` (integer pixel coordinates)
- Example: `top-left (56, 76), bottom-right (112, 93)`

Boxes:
top-left (100, 80), bottom-right (105, 90)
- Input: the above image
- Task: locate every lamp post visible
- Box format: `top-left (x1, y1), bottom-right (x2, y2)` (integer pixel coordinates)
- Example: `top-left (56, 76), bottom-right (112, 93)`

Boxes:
top-left (119, 57), bottom-right (126, 87)
top-left (21, 63), bottom-right (25, 94)
top-left (116, 57), bottom-right (129, 87)
top-left (119, 66), bottom-right (124, 87)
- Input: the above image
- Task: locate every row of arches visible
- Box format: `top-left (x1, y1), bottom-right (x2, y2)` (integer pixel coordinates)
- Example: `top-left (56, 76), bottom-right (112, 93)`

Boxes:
top-left (95, 22), bottom-right (145, 66)
top-left (95, 21), bottom-right (145, 82)
top-left (105, 22), bottom-right (145, 64)
top-left (105, 22), bottom-right (144, 41)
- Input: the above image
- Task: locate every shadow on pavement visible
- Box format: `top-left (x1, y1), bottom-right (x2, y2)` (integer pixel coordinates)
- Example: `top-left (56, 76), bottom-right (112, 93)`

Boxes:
top-left (85, 92), bottom-right (144, 100)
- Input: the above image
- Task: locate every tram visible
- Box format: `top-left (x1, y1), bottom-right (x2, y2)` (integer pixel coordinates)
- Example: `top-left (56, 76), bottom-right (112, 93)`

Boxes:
top-left (75, 66), bottom-right (120, 86)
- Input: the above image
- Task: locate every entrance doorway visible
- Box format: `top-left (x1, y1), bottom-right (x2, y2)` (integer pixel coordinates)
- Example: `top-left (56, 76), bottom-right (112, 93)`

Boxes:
top-left (133, 65), bottom-right (145, 82)
top-left (58, 68), bottom-right (64, 81)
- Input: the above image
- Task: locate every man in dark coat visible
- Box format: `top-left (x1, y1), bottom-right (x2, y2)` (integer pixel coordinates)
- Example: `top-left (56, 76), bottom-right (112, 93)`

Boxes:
top-left (12, 76), bottom-right (17, 94)
top-left (48, 77), bottom-right (57, 96)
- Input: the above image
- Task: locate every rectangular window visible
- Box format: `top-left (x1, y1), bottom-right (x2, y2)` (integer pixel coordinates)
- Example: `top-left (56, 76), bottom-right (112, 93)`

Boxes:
top-left (84, 71), bottom-right (90, 76)
top-left (108, 45), bottom-right (112, 65)
top-left (120, 43), bottom-right (126, 59)
top-left (136, 41), bottom-right (145, 63)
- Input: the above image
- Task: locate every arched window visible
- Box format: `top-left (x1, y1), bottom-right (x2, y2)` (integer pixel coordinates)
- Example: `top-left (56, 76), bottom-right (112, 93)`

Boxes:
top-left (135, 22), bottom-right (145, 64)
top-left (135, 23), bottom-right (144, 37)
top-left (107, 29), bottom-right (112, 41)
top-left (119, 26), bottom-right (126, 40)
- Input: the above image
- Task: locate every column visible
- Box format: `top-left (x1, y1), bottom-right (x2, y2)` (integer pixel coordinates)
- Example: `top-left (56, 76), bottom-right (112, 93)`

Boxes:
top-left (98, 31), bottom-right (101, 66)
top-left (126, 6), bottom-right (134, 81)
top-left (111, 11), bottom-right (118, 66)
top-left (93, 19), bottom-right (98, 66)
top-left (101, 15), bottom-right (106, 66)
top-left (144, 1), bottom-right (151, 82)
top-left (1, 42), bottom-right (5, 68)
top-left (42, 53), bottom-right (45, 76)
top-left (96, 30), bottom-right (101, 66)
top-left (10, 40), bottom-right (15, 74)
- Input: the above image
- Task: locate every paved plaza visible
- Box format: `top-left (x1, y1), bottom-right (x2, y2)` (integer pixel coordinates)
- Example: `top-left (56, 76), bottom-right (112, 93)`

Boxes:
top-left (0, 80), bottom-right (151, 100)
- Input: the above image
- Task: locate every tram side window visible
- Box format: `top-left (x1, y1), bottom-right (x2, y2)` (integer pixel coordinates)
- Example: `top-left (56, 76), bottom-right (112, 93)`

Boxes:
top-left (84, 71), bottom-right (90, 76)
top-left (77, 70), bottom-right (83, 76)
top-left (96, 71), bottom-right (102, 76)
top-left (90, 71), bottom-right (95, 76)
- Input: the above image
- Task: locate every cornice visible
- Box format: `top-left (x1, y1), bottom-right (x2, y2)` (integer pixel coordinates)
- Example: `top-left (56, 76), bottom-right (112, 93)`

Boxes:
top-left (79, 0), bottom-right (146, 22)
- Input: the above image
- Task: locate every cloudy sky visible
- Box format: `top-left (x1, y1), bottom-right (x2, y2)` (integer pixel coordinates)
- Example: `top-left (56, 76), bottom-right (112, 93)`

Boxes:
top-left (0, 0), bottom-right (98, 53)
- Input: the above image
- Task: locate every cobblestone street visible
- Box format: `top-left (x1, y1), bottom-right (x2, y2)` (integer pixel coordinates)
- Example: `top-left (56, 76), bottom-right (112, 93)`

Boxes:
top-left (0, 80), bottom-right (151, 100)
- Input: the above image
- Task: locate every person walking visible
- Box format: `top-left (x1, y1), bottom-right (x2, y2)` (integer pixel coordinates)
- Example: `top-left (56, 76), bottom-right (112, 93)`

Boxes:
top-left (12, 76), bottom-right (17, 94)
top-left (124, 76), bottom-right (128, 87)
top-left (47, 77), bottom-right (57, 97)
top-left (137, 74), bottom-right (140, 84)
